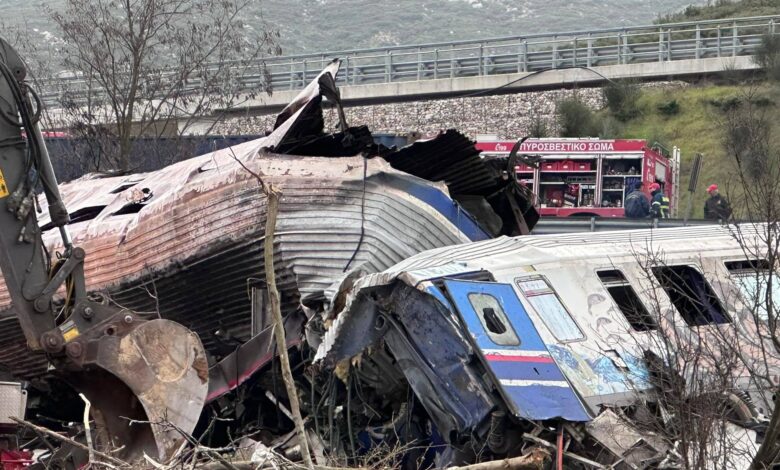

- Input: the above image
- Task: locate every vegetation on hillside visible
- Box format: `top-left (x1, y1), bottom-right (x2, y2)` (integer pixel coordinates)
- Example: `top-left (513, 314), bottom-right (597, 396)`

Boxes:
top-left (554, 30), bottom-right (780, 218)
top-left (657, 0), bottom-right (780, 23)
top-left (4, 0), bottom-right (714, 55)
top-left (619, 82), bottom-right (780, 217)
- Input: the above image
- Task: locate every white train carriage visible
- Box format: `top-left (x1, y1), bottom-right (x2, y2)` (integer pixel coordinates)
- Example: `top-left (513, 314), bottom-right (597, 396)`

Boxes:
top-left (322, 223), bottom-right (780, 426)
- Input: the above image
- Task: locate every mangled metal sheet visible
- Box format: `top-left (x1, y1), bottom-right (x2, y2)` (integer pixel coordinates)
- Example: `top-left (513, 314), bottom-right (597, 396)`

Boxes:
top-left (207, 312), bottom-right (306, 402)
top-left (0, 150), bottom-right (482, 380)
top-left (443, 279), bottom-right (591, 422)
top-left (586, 409), bottom-right (669, 466)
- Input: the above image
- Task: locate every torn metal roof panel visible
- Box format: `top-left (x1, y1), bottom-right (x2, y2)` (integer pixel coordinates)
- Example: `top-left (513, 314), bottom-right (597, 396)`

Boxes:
top-left (383, 129), bottom-right (497, 195)
top-left (383, 130), bottom-right (539, 236)
top-left (269, 59), bottom-right (340, 140)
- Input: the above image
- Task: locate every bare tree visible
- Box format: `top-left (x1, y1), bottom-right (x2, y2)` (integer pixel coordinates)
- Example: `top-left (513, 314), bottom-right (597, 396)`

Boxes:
top-left (711, 81), bottom-right (780, 468)
top-left (48, 0), bottom-right (281, 172)
top-left (754, 33), bottom-right (780, 82)
top-left (613, 246), bottom-right (764, 470)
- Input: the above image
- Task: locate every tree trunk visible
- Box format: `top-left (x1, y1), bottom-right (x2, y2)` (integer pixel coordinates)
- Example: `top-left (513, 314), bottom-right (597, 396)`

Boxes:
top-left (118, 128), bottom-right (132, 172)
top-left (263, 186), bottom-right (314, 470)
top-left (750, 392), bottom-right (780, 468)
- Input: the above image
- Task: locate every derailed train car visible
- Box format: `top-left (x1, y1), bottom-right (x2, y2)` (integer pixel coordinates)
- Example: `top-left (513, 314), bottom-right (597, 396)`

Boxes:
top-left (316, 224), bottom-right (780, 468)
top-left (1, 60), bottom-right (776, 469)
top-left (0, 61), bottom-right (537, 384)
top-left (0, 60), bottom-right (543, 465)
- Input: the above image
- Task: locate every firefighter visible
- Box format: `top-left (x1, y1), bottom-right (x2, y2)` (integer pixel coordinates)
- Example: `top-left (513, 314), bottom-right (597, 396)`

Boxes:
top-left (624, 182), bottom-right (649, 218)
top-left (649, 182), bottom-right (669, 219)
top-left (704, 184), bottom-right (732, 221)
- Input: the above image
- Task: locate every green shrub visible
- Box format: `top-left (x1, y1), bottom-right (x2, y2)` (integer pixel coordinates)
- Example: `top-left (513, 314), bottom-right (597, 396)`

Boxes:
top-left (751, 96), bottom-right (775, 107)
top-left (754, 33), bottom-right (780, 81)
top-left (708, 96), bottom-right (742, 112)
top-left (556, 97), bottom-right (599, 137)
top-left (528, 115), bottom-right (549, 138)
top-left (602, 80), bottom-right (642, 121)
top-left (657, 99), bottom-right (680, 116)
top-left (598, 115), bottom-right (623, 139)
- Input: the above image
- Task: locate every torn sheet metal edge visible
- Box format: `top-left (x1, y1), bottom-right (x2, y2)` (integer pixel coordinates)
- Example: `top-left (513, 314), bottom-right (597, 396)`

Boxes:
top-left (264, 60), bottom-right (341, 150)
top-left (207, 313), bottom-right (306, 402)
top-left (585, 409), bottom-right (669, 464)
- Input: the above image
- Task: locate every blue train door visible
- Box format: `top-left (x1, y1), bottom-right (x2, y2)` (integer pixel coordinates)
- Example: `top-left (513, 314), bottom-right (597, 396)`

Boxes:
top-left (443, 279), bottom-right (590, 421)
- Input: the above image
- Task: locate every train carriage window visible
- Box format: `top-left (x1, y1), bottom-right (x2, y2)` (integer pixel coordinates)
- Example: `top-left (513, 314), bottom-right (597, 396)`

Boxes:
top-left (516, 278), bottom-right (585, 342)
top-left (652, 265), bottom-right (730, 326)
top-left (597, 270), bottom-right (657, 331)
top-left (467, 293), bottom-right (520, 346)
top-left (726, 259), bottom-right (780, 322)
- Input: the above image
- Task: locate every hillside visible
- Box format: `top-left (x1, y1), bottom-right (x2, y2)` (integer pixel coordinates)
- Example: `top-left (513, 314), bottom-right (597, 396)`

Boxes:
top-left (657, 0), bottom-right (779, 23)
top-left (4, 0), bottom-right (709, 55)
top-left (617, 80), bottom-right (780, 217)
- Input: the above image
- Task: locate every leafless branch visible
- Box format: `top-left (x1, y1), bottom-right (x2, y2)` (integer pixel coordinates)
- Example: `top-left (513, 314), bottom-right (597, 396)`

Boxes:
top-left (10, 416), bottom-right (131, 468)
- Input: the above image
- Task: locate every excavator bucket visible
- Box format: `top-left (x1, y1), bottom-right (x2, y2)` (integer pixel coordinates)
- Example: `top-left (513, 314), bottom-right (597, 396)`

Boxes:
top-left (0, 34), bottom-right (209, 465)
top-left (66, 319), bottom-right (208, 462)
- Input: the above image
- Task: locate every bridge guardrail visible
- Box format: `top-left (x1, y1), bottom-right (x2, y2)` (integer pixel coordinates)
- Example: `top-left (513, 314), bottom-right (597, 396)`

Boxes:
top-left (531, 217), bottom-right (722, 235)
top-left (39, 15), bottom-right (779, 108)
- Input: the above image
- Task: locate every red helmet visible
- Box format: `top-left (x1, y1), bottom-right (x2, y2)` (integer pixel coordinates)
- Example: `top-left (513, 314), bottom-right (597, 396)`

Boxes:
top-left (648, 182), bottom-right (661, 192)
top-left (707, 184), bottom-right (718, 193)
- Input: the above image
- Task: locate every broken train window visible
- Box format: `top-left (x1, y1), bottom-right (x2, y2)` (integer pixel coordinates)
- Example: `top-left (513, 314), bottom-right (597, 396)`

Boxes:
top-left (113, 187), bottom-right (153, 215)
top-left (41, 205), bottom-right (106, 231)
top-left (726, 259), bottom-right (780, 322)
top-left (597, 269), bottom-right (657, 331)
top-left (652, 265), bottom-right (730, 326)
top-left (467, 293), bottom-right (520, 346)
top-left (516, 277), bottom-right (585, 342)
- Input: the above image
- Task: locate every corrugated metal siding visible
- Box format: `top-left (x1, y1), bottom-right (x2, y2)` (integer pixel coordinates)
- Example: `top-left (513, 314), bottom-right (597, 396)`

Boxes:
top-left (0, 149), bottom-right (484, 380)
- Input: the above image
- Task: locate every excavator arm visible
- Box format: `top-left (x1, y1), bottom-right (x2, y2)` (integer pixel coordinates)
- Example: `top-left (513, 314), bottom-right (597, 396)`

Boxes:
top-left (0, 38), bottom-right (207, 462)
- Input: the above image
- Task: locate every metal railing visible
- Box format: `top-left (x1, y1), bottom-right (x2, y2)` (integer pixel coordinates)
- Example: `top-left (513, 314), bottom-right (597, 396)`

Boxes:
top-left (39, 15), bottom-right (778, 108)
top-left (531, 217), bottom-right (721, 235)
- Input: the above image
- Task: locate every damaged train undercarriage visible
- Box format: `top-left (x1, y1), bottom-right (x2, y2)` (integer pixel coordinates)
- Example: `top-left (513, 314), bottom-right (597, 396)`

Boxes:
top-left (0, 61), bottom-right (774, 469)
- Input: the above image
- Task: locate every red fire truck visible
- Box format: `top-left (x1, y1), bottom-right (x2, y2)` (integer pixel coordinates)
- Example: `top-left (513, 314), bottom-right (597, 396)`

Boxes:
top-left (476, 138), bottom-right (680, 218)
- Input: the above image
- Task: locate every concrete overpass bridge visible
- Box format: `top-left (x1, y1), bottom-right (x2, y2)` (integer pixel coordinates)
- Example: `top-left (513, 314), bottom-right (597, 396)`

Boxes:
top-left (40, 14), bottom-right (778, 117)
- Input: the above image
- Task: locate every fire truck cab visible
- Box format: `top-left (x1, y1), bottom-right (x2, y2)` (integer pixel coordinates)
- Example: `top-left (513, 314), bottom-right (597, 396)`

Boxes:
top-left (476, 138), bottom-right (680, 218)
